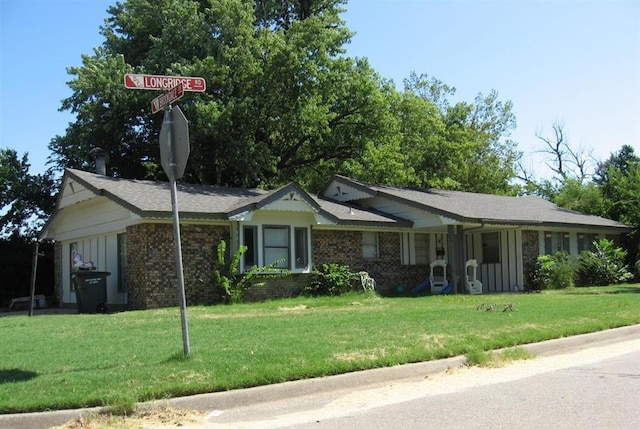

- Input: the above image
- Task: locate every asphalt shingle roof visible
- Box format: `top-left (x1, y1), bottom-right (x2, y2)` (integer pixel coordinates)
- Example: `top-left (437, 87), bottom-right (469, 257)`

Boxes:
top-left (60, 169), bottom-right (627, 230)
top-left (65, 169), bottom-right (406, 226)
top-left (67, 168), bottom-right (267, 219)
top-left (330, 175), bottom-right (629, 230)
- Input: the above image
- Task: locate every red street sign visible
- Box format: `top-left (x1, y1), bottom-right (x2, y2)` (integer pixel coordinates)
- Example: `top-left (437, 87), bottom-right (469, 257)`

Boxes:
top-left (151, 84), bottom-right (184, 114)
top-left (124, 73), bottom-right (206, 92)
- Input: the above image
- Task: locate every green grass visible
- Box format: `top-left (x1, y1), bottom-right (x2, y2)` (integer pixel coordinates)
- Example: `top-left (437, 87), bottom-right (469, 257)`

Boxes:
top-left (1, 285), bottom-right (640, 413)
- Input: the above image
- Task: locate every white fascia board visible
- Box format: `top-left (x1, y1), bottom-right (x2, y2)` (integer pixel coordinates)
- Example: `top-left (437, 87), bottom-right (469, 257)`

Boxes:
top-left (314, 213), bottom-right (336, 225)
top-left (439, 215), bottom-right (460, 225)
top-left (229, 210), bottom-right (254, 221)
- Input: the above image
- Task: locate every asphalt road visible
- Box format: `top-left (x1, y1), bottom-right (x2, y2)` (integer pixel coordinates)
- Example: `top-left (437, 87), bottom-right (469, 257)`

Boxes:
top-left (204, 335), bottom-right (640, 428)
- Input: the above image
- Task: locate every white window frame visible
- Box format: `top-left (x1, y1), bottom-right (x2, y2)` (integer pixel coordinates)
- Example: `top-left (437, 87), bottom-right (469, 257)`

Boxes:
top-left (294, 227), bottom-right (309, 269)
top-left (242, 226), bottom-right (258, 268)
top-left (240, 224), bottom-right (311, 272)
top-left (362, 231), bottom-right (379, 259)
top-left (544, 231), bottom-right (570, 255)
top-left (263, 225), bottom-right (290, 269)
top-left (577, 233), bottom-right (599, 253)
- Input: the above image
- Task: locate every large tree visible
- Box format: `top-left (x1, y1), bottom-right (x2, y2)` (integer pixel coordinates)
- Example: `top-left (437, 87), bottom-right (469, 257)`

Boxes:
top-left (0, 149), bottom-right (56, 239)
top-left (594, 145), bottom-right (640, 225)
top-left (392, 73), bottom-right (520, 194)
top-left (49, 0), bottom-right (519, 194)
top-left (49, 0), bottom-right (390, 188)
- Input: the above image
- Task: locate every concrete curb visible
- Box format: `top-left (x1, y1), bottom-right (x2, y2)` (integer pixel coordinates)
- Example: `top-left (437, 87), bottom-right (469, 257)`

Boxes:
top-left (2, 324), bottom-right (639, 429)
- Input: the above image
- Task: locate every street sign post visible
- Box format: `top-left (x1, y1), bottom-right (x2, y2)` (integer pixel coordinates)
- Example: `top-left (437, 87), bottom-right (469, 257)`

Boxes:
top-left (124, 73), bottom-right (205, 357)
top-left (158, 105), bottom-right (191, 356)
top-left (151, 83), bottom-right (184, 114)
top-left (124, 73), bottom-right (206, 92)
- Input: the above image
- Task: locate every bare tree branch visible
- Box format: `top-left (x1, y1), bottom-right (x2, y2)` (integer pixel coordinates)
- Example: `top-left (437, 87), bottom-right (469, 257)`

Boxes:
top-left (535, 120), bottom-right (594, 182)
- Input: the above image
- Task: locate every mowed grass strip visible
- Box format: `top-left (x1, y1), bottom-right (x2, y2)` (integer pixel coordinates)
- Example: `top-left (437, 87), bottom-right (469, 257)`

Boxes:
top-left (1, 285), bottom-right (639, 413)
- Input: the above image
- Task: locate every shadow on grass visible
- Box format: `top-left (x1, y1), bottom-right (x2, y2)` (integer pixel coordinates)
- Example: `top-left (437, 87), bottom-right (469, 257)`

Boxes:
top-left (566, 286), bottom-right (640, 295)
top-left (0, 368), bottom-right (38, 384)
top-left (164, 351), bottom-right (192, 363)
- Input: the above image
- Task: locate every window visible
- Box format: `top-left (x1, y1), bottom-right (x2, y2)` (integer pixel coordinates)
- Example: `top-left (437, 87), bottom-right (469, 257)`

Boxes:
top-left (362, 232), bottom-right (379, 259)
top-left (117, 234), bottom-right (128, 293)
top-left (544, 231), bottom-right (570, 254)
top-left (294, 227), bottom-right (308, 268)
top-left (401, 233), bottom-right (430, 265)
top-left (482, 232), bottom-right (500, 264)
top-left (241, 225), bottom-right (310, 271)
top-left (243, 226), bottom-right (258, 268)
top-left (414, 233), bottom-right (430, 265)
top-left (264, 226), bottom-right (290, 268)
top-left (578, 233), bottom-right (598, 253)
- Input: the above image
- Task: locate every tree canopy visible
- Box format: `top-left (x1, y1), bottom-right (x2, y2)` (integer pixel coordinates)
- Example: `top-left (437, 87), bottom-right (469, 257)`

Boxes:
top-left (0, 149), bottom-right (56, 239)
top-left (46, 0), bottom-right (520, 194)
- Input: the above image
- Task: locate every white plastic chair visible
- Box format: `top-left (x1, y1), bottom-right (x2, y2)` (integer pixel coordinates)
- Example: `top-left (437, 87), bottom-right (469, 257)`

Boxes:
top-left (465, 259), bottom-right (483, 294)
top-left (359, 271), bottom-right (376, 292)
top-left (429, 260), bottom-right (448, 293)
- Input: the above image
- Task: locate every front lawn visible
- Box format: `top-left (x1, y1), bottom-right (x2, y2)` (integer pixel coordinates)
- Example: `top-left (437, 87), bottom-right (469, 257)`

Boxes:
top-left (1, 285), bottom-right (639, 413)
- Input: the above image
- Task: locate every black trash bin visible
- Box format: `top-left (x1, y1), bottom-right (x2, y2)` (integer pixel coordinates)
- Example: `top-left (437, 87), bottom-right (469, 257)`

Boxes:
top-left (72, 271), bottom-right (110, 314)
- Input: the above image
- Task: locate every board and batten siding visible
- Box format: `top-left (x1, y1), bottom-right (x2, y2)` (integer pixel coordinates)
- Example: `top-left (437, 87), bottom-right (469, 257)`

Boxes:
top-left (466, 229), bottom-right (523, 292)
top-left (55, 197), bottom-right (136, 307)
top-left (61, 234), bottom-right (126, 306)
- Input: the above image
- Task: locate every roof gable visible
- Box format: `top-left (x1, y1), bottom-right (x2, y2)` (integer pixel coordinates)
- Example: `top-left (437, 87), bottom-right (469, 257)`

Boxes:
top-left (41, 170), bottom-right (409, 236)
top-left (227, 182), bottom-right (322, 220)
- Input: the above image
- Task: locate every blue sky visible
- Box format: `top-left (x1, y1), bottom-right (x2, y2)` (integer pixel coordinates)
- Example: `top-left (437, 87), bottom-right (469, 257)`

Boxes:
top-left (1, 0), bottom-right (639, 179)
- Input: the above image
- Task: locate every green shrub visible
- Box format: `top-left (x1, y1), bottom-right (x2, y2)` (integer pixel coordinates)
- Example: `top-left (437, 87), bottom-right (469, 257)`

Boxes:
top-left (548, 251), bottom-right (577, 289)
top-left (527, 252), bottom-right (576, 290)
top-left (577, 239), bottom-right (633, 286)
top-left (304, 263), bottom-right (359, 296)
top-left (213, 240), bottom-right (289, 303)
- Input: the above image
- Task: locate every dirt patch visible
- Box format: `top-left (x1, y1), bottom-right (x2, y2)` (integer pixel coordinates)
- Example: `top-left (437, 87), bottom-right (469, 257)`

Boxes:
top-left (52, 406), bottom-right (207, 429)
top-left (277, 304), bottom-right (307, 311)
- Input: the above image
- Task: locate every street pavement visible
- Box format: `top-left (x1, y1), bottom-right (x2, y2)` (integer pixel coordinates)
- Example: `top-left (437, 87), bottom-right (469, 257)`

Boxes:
top-left (1, 324), bottom-right (639, 429)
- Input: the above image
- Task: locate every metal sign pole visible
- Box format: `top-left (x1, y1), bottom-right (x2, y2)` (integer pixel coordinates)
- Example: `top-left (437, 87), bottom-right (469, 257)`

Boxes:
top-left (164, 105), bottom-right (191, 356)
top-left (125, 74), bottom-right (202, 356)
top-left (28, 241), bottom-right (42, 317)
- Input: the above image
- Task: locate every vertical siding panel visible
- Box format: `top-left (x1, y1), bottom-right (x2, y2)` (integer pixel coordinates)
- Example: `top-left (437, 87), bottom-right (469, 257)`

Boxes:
top-left (100, 236), bottom-right (107, 271)
top-left (494, 264), bottom-right (501, 292)
top-left (500, 231), bottom-right (508, 292)
top-left (62, 243), bottom-right (71, 304)
top-left (507, 230), bottom-right (515, 290)
top-left (505, 231), bottom-right (513, 291)
top-left (105, 235), bottom-right (117, 304)
top-left (488, 264), bottom-right (497, 292)
top-left (514, 230), bottom-right (523, 290)
top-left (481, 264), bottom-right (489, 292)
top-left (504, 231), bottom-right (511, 291)
top-left (90, 237), bottom-right (98, 268)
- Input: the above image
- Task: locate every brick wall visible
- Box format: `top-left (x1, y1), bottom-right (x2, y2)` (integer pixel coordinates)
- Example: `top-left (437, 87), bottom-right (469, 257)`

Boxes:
top-left (312, 229), bottom-right (428, 294)
top-left (117, 223), bottom-right (462, 309)
top-left (243, 274), bottom-right (311, 302)
top-left (521, 229), bottom-right (539, 290)
top-left (126, 223), bottom-right (229, 309)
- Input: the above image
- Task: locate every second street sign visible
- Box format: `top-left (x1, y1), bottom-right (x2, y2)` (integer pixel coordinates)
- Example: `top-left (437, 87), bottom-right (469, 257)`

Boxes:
top-left (151, 84), bottom-right (184, 114)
